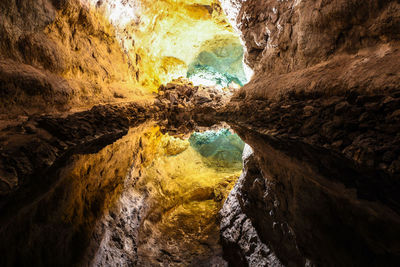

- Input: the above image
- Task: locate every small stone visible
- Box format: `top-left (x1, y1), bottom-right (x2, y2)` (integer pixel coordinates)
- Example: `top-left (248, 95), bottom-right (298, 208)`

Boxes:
top-left (355, 95), bottom-right (381, 105)
top-left (154, 99), bottom-right (162, 106)
top-left (389, 160), bottom-right (400, 173)
top-left (335, 101), bottom-right (350, 114)
top-left (303, 105), bottom-right (314, 116)
top-left (113, 92), bottom-right (125, 98)
top-left (24, 123), bottom-right (37, 134)
top-left (379, 163), bottom-right (388, 170)
top-left (332, 140), bottom-right (343, 148)
top-left (383, 96), bottom-right (395, 104)
top-left (390, 109), bottom-right (400, 118)
top-left (364, 102), bottom-right (380, 112)
top-left (359, 112), bottom-right (370, 122)
top-left (382, 151), bottom-right (395, 163)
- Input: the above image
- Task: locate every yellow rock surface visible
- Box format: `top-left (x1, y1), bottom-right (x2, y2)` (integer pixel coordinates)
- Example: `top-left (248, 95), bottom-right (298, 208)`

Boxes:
top-left (0, 0), bottom-right (243, 115)
top-left (136, 133), bottom-right (241, 265)
top-left (44, 2), bottom-right (147, 106)
top-left (104, 0), bottom-right (241, 90)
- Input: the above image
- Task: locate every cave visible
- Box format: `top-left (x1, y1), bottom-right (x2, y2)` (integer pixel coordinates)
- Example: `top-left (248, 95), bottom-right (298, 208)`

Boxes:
top-left (1, 0), bottom-right (400, 266)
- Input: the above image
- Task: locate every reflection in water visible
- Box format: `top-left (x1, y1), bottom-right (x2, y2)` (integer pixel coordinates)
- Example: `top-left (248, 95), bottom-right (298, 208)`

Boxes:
top-left (136, 123), bottom-right (245, 266)
top-left (138, 126), bottom-right (244, 266)
top-left (58, 120), bottom-right (245, 266)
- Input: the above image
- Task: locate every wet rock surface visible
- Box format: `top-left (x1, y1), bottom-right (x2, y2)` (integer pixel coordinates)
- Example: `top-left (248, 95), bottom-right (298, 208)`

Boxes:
top-left (153, 78), bottom-right (234, 133)
top-left (228, 124), bottom-right (400, 266)
top-left (219, 145), bottom-right (284, 267)
top-left (218, 87), bottom-right (400, 265)
top-left (0, 92), bottom-right (237, 266)
top-left (134, 128), bottom-right (242, 266)
top-left (1, 77), bottom-right (400, 266)
top-left (226, 89), bottom-right (400, 200)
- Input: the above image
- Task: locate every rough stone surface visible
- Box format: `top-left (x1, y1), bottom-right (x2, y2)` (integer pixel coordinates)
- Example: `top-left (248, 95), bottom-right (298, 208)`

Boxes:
top-left (153, 77), bottom-right (236, 134)
top-left (236, 0), bottom-right (400, 73)
top-left (220, 144), bottom-right (284, 267)
top-left (0, 0), bottom-right (145, 117)
top-left (83, 164), bottom-right (149, 267)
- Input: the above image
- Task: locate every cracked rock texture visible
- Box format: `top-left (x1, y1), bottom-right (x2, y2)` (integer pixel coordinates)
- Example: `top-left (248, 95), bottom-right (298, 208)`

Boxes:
top-left (236, 0), bottom-right (400, 73)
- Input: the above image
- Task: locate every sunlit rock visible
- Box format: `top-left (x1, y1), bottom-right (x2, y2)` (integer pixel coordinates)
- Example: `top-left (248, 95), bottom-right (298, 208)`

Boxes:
top-left (0, 0), bottom-right (248, 115)
top-left (0, 0), bottom-right (144, 116)
top-left (161, 134), bottom-right (190, 156)
top-left (111, 0), bottom-right (248, 90)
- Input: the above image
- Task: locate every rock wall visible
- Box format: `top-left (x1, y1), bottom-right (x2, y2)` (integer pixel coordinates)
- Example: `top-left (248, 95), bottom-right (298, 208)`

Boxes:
top-left (220, 0), bottom-right (400, 265)
top-left (0, 0), bottom-right (144, 117)
top-left (0, 101), bottom-right (154, 198)
top-left (235, 0), bottom-right (400, 73)
top-left (0, 0), bottom-right (249, 117)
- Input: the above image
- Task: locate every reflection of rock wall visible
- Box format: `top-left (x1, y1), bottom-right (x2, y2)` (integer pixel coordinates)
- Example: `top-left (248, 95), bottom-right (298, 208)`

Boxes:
top-left (135, 129), bottom-right (241, 266)
top-left (220, 145), bottom-right (284, 267)
top-left (0, 123), bottom-right (158, 266)
top-left (0, 105), bottom-right (242, 266)
top-left (83, 125), bottom-right (164, 267)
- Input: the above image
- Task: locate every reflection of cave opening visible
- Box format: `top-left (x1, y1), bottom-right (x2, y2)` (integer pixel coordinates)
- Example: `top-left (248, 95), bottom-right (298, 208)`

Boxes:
top-left (135, 127), bottom-right (245, 265)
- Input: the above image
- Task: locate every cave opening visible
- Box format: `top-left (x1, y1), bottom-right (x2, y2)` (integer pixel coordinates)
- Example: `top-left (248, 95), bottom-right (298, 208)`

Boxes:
top-left (121, 2), bottom-right (253, 262)
top-left (77, 0), bottom-right (251, 265)
top-left (94, 0), bottom-right (254, 263)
